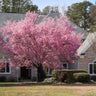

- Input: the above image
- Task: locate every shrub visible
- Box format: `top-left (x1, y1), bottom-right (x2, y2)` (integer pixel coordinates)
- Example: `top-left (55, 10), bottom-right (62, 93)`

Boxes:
top-left (90, 76), bottom-right (96, 81)
top-left (58, 72), bottom-right (68, 82)
top-left (52, 70), bottom-right (59, 80)
top-left (0, 76), bottom-right (6, 82)
top-left (52, 69), bottom-right (87, 83)
top-left (43, 77), bottom-right (56, 83)
top-left (73, 73), bottom-right (90, 82)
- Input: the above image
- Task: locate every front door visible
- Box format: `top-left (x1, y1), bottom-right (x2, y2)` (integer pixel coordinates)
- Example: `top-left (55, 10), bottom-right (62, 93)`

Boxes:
top-left (21, 67), bottom-right (31, 79)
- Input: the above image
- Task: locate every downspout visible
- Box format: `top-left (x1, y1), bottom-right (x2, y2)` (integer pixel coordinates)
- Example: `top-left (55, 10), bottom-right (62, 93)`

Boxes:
top-left (77, 57), bottom-right (80, 70)
top-left (77, 56), bottom-right (79, 69)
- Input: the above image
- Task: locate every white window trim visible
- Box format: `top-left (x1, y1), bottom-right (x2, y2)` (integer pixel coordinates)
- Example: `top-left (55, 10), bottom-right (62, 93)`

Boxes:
top-left (0, 61), bottom-right (11, 74)
top-left (46, 67), bottom-right (52, 76)
top-left (43, 66), bottom-right (52, 76)
top-left (88, 63), bottom-right (96, 75)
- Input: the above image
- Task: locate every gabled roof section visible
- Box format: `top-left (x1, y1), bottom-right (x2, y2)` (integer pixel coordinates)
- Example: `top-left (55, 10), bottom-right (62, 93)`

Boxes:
top-left (77, 32), bottom-right (96, 55)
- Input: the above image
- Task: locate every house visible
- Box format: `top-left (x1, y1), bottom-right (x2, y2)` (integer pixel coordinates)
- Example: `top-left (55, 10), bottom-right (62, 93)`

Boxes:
top-left (0, 12), bottom-right (88, 81)
top-left (77, 32), bottom-right (96, 76)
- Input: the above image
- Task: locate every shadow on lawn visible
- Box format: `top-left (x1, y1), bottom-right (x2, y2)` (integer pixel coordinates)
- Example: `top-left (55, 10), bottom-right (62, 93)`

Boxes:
top-left (0, 81), bottom-right (96, 87)
top-left (0, 82), bottom-right (53, 87)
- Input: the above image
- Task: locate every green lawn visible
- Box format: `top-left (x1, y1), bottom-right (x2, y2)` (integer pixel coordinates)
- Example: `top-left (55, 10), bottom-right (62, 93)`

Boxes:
top-left (0, 82), bottom-right (96, 96)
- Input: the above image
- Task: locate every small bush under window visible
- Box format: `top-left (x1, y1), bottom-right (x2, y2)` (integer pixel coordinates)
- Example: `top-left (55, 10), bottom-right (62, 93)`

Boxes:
top-left (73, 73), bottom-right (90, 82)
top-left (52, 69), bottom-right (88, 83)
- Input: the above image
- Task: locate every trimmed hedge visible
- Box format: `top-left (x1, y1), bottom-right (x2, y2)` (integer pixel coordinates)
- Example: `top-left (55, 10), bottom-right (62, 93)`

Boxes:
top-left (58, 72), bottom-right (68, 82)
top-left (0, 76), bottom-right (6, 82)
top-left (73, 73), bottom-right (90, 82)
top-left (52, 69), bottom-right (88, 83)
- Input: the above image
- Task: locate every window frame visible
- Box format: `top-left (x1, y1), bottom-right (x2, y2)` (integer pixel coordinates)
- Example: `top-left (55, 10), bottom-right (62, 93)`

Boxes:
top-left (43, 63), bottom-right (68, 77)
top-left (43, 66), bottom-right (52, 77)
top-left (0, 60), bottom-right (11, 74)
top-left (46, 67), bottom-right (52, 77)
top-left (88, 63), bottom-right (96, 76)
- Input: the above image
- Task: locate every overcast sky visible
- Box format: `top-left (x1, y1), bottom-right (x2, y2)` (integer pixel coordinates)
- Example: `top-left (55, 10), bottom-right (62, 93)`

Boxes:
top-left (33, 0), bottom-right (96, 12)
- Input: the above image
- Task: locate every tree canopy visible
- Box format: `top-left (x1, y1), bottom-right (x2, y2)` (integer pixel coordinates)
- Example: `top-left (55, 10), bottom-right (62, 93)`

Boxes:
top-left (89, 5), bottom-right (96, 32)
top-left (1, 0), bottom-right (38, 13)
top-left (41, 6), bottom-right (59, 15)
top-left (1, 12), bottom-right (82, 69)
top-left (66, 1), bottom-right (92, 30)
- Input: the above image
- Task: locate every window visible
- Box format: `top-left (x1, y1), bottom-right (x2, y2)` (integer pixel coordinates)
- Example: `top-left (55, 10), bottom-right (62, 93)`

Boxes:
top-left (43, 66), bottom-right (52, 76)
top-left (43, 63), bottom-right (68, 76)
top-left (80, 53), bottom-right (85, 55)
top-left (55, 63), bottom-right (68, 70)
top-left (89, 64), bottom-right (92, 74)
top-left (0, 59), bottom-right (11, 74)
top-left (62, 63), bottom-right (68, 69)
top-left (89, 63), bottom-right (96, 75)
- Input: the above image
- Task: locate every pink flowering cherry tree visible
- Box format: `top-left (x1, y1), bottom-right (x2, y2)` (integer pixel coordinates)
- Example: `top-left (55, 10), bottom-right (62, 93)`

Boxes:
top-left (1, 12), bottom-right (82, 81)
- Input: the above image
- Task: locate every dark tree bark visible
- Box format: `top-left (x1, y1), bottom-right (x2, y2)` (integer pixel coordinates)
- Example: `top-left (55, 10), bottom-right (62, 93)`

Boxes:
top-left (37, 64), bottom-right (46, 82)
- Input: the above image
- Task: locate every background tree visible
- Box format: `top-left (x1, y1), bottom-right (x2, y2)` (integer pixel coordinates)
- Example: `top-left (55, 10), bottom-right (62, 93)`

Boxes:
top-left (1, 0), bottom-right (38, 13)
top-left (89, 5), bottom-right (96, 32)
top-left (1, 12), bottom-right (82, 81)
top-left (66, 1), bottom-right (92, 30)
top-left (41, 6), bottom-right (59, 15)
top-left (1, 0), bottom-right (10, 12)
top-left (41, 6), bottom-right (50, 15)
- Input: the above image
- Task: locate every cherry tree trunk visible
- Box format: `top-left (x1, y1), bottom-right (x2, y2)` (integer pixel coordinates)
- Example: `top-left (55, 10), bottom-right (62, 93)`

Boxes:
top-left (37, 64), bottom-right (46, 82)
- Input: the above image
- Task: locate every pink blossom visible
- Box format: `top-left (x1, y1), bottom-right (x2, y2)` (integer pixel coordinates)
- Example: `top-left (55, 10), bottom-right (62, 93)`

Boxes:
top-left (1, 12), bottom-right (82, 69)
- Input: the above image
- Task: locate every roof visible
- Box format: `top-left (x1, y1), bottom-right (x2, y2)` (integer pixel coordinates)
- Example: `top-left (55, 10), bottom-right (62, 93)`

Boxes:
top-left (47, 12), bottom-right (88, 38)
top-left (0, 13), bottom-right (25, 27)
top-left (47, 12), bottom-right (60, 18)
top-left (77, 32), bottom-right (96, 55)
top-left (0, 12), bottom-right (89, 56)
top-left (0, 12), bottom-right (88, 38)
top-left (70, 21), bottom-right (88, 38)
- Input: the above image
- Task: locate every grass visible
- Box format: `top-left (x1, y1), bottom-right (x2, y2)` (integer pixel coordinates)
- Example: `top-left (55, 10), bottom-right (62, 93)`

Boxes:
top-left (0, 86), bottom-right (73, 96)
top-left (0, 82), bottom-right (96, 96)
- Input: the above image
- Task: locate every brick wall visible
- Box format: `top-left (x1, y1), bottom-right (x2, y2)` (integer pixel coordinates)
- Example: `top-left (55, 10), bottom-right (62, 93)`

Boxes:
top-left (0, 66), bottom-right (18, 81)
top-left (78, 43), bottom-right (96, 72)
